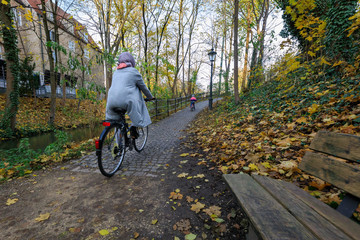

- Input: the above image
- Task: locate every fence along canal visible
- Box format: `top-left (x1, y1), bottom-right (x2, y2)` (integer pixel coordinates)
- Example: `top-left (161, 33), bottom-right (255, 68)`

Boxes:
top-left (0, 93), bottom-right (210, 151)
top-left (146, 92), bottom-right (209, 120)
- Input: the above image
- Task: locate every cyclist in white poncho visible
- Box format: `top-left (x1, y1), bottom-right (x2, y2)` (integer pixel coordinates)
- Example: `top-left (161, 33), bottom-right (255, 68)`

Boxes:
top-left (105, 52), bottom-right (154, 138)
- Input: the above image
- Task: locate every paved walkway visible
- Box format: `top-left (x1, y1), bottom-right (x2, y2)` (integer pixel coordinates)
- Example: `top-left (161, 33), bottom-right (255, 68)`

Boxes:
top-left (0, 98), bottom-right (233, 240)
top-left (68, 100), bottom-right (213, 177)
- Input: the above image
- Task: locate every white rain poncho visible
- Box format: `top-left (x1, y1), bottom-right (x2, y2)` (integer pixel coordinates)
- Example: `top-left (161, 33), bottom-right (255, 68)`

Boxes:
top-left (105, 52), bottom-right (153, 127)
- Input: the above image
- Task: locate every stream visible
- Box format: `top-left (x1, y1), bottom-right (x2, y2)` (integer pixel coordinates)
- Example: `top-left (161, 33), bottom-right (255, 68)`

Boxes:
top-left (0, 125), bottom-right (103, 151)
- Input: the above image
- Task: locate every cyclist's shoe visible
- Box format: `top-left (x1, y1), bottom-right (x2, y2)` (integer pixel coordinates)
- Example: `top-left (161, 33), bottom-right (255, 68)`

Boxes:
top-left (130, 126), bottom-right (139, 139)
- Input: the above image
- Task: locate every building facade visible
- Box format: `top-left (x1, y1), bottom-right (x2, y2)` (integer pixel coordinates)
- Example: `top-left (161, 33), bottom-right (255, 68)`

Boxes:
top-left (0, 0), bottom-right (105, 98)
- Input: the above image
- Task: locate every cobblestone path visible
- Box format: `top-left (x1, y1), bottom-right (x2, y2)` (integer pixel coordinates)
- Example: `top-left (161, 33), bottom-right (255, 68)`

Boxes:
top-left (67, 100), bottom-right (213, 177)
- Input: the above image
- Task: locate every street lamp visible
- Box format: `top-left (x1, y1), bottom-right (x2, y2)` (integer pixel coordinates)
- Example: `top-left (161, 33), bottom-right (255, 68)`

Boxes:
top-left (208, 48), bottom-right (217, 110)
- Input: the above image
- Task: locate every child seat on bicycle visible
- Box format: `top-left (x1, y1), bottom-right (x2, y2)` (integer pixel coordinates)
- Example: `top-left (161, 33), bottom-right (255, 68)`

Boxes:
top-left (105, 52), bottom-right (154, 138)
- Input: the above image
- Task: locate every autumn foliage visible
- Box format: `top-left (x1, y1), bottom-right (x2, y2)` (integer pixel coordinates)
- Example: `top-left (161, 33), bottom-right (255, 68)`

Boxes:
top-left (188, 71), bottom-right (360, 220)
top-left (0, 95), bottom-right (105, 139)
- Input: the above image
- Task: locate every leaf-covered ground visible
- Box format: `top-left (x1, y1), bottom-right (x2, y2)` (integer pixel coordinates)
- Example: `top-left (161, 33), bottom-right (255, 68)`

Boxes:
top-left (0, 95), bottom-right (105, 139)
top-left (187, 77), bottom-right (360, 222)
top-left (0, 134), bottom-right (248, 240)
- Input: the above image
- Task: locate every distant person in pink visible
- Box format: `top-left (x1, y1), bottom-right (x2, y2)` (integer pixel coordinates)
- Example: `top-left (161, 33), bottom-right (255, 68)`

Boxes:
top-left (190, 95), bottom-right (197, 110)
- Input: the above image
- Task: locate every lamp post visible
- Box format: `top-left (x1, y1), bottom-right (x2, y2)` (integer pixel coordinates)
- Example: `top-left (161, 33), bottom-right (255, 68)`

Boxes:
top-left (208, 48), bottom-right (217, 110)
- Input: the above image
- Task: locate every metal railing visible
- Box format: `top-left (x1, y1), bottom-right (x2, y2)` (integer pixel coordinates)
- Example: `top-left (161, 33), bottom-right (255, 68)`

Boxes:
top-left (35, 85), bottom-right (77, 99)
top-left (146, 92), bottom-right (210, 120)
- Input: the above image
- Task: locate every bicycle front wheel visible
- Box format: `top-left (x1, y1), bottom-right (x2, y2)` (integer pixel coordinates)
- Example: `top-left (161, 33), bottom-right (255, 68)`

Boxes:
top-left (98, 125), bottom-right (126, 177)
top-left (133, 126), bottom-right (148, 152)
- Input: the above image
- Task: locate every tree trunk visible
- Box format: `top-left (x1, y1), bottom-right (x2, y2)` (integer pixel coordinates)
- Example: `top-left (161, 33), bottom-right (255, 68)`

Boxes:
top-left (187, 43), bottom-right (192, 95)
top-left (257, 0), bottom-right (270, 71)
top-left (242, 2), bottom-right (251, 91)
top-left (233, 0), bottom-right (239, 104)
top-left (224, 24), bottom-right (233, 95)
top-left (40, 0), bottom-right (57, 126)
top-left (142, 1), bottom-right (151, 90)
top-left (219, 34), bottom-right (224, 96)
top-left (105, 64), bottom-right (112, 97)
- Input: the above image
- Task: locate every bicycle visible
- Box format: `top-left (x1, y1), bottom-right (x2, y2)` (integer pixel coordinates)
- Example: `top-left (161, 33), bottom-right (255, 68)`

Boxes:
top-left (190, 102), bottom-right (196, 111)
top-left (95, 100), bottom-right (151, 177)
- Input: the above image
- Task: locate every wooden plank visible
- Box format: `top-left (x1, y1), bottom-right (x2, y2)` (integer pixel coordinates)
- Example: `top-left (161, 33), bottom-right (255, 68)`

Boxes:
top-left (310, 131), bottom-right (360, 163)
top-left (253, 175), bottom-right (353, 240)
top-left (274, 177), bottom-right (360, 240)
top-left (223, 174), bottom-right (317, 240)
top-left (300, 151), bottom-right (360, 198)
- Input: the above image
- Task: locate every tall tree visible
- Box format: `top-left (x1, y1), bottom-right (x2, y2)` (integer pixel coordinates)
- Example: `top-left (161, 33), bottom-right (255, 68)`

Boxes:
top-left (215, 0), bottom-right (234, 95)
top-left (150, 0), bottom-right (176, 95)
top-left (40, 0), bottom-right (58, 126)
top-left (257, 0), bottom-right (270, 67)
top-left (233, 0), bottom-right (239, 103)
top-left (84, 0), bottom-right (136, 96)
top-left (172, 0), bottom-right (185, 96)
top-left (184, 0), bottom-right (202, 96)
top-left (141, 0), bottom-right (152, 89)
top-left (241, 0), bottom-right (252, 91)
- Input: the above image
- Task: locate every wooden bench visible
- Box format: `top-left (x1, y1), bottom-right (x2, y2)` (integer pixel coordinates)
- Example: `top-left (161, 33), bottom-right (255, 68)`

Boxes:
top-left (223, 131), bottom-right (360, 240)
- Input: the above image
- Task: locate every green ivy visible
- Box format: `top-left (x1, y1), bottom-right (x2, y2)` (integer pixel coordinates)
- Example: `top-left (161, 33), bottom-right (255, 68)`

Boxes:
top-left (324, 0), bottom-right (358, 63)
top-left (0, 9), bottom-right (20, 135)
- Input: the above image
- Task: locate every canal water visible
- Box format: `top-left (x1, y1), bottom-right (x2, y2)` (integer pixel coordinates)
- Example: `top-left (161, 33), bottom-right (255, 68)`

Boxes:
top-left (0, 125), bottom-right (103, 151)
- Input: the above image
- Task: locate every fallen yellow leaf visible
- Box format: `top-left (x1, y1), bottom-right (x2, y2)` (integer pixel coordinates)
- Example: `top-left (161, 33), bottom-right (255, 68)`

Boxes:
top-left (99, 229), bottom-right (109, 236)
top-left (177, 173), bottom-right (189, 178)
top-left (35, 213), bottom-right (50, 222)
top-left (308, 103), bottom-right (319, 114)
top-left (296, 117), bottom-right (308, 124)
top-left (279, 160), bottom-right (298, 171)
top-left (248, 163), bottom-right (259, 171)
top-left (6, 198), bottom-right (18, 206)
top-left (194, 174), bottom-right (205, 178)
top-left (203, 205), bottom-right (221, 218)
top-left (261, 162), bottom-right (272, 169)
top-left (169, 192), bottom-right (183, 200)
top-left (191, 202), bottom-right (205, 213)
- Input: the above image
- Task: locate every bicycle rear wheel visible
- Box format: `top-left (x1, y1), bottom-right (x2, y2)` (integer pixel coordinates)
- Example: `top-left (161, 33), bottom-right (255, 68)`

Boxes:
top-left (133, 126), bottom-right (148, 152)
top-left (98, 125), bottom-right (126, 177)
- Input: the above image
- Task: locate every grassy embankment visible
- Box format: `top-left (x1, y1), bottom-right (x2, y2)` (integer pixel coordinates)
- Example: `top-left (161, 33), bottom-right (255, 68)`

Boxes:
top-left (0, 96), bottom-right (105, 181)
top-left (0, 95), bottom-right (105, 140)
top-left (188, 76), bottom-right (360, 221)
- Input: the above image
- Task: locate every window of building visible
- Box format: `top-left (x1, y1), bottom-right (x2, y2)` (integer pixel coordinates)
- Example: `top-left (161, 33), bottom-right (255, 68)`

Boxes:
top-left (12, 8), bottom-right (22, 27)
top-left (84, 49), bottom-right (90, 59)
top-left (44, 70), bottom-right (61, 85)
top-left (0, 60), bottom-right (6, 80)
top-left (64, 74), bottom-right (77, 87)
top-left (39, 72), bottom-right (45, 85)
top-left (69, 25), bottom-right (74, 34)
top-left (84, 64), bottom-right (91, 75)
top-left (79, 31), bottom-right (88, 43)
top-left (83, 32), bottom-right (88, 42)
top-left (52, 50), bottom-right (56, 62)
top-left (49, 30), bottom-right (56, 42)
top-left (47, 12), bottom-right (54, 22)
top-left (69, 40), bottom-right (75, 52)
top-left (0, 46), bottom-right (3, 60)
